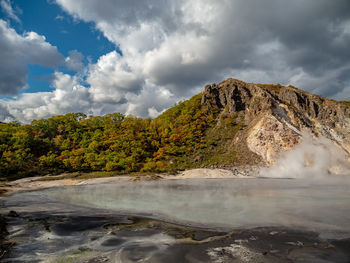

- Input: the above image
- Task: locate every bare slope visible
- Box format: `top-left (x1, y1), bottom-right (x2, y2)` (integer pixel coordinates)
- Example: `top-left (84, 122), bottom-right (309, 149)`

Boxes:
top-left (201, 78), bottom-right (350, 164)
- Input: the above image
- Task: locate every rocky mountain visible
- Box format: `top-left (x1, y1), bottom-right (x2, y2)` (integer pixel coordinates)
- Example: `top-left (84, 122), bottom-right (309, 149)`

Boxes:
top-left (201, 78), bottom-right (350, 165)
top-left (1, 78), bottom-right (349, 179)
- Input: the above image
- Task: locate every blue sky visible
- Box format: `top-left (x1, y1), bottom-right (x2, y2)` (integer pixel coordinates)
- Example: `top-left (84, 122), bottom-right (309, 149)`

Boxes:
top-left (0, 0), bottom-right (350, 123)
top-left (1, 0), bottom-right (116, 93)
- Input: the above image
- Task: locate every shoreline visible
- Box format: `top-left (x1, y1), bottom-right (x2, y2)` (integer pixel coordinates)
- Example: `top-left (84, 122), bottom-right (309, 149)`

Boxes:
top-left (0, 167), bottom-right (260, 198)
top-left (0, 167), bottom-right (259, 259)
top-left (2, 172), bottom-right (350, 262)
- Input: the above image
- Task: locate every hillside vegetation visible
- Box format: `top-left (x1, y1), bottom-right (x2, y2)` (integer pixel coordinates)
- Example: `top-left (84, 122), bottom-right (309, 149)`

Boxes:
top-left (0, 94), bottom-right (224, 180)
top-left (1, 78), bottom-right (349, 181)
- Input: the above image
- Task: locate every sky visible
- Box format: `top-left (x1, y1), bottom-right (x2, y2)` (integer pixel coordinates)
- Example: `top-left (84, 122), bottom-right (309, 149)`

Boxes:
top-left (0, 0), bottom-right (350, 123)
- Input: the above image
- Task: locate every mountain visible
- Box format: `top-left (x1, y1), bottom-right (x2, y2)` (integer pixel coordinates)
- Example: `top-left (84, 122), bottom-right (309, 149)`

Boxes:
top-left (0, 78), bottom-right (349, 180)
top-left (201, 78), bottom-right (350, 164)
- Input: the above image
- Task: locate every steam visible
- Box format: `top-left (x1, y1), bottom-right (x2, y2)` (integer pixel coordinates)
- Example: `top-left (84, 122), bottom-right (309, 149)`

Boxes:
top-left (261, 133), bottom-right (350, 179)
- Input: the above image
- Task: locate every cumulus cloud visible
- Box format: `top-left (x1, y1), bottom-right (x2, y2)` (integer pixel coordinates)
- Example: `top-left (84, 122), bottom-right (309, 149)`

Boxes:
top-left (87, 51), bottom-right (144, 104)
top-left (65, 50), bottom-right (84, 71)
top-left (2, 1), bottom-right (350, 122)
top-left (0, 0), bottom-right (21, 23)
top-left (54, 0), bottom-right (350, 98)
top-left (0, 71), bottom-right (178, 123)
top-left (0, 19), bottom-right (64, 95)
top-left (1, 72), bottom-right (91, 122)
top-left (124, 83), bottom-right (176, 118)
top-left (0, 103), bottom-right (14, 123)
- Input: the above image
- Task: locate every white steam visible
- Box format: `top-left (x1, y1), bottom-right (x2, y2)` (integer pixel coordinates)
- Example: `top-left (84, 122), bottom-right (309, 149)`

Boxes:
top-left (261, 133), bottom-right (350, 179)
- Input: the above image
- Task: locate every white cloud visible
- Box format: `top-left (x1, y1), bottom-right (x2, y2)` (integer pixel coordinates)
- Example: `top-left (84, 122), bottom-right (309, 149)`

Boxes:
top-left (2, 0), bottom-right (350, 123)
top-left (0, 19), bottom-right (64, 95)
top-left (0, 0), bottom-right (21, 23)
top-left (87, 51), bottom-right (144, 104)
top-left (65, 50), bottom-right (84, 71)
top-left (124, 83), bottom-right (176, 118)
top-left (1, 72), bottom-right (91, 122)
top-left (0, 103), bottom-right (14, 122)
top-left (1, 71), bottom-right (178, 123)
top-left (54, 0), bottom-right (350, 97)
top-left (55, 14), bottom-right (65, 21)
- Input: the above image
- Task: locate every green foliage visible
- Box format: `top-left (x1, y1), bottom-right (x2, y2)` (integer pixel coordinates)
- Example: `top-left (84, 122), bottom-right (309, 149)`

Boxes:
top-left (0, 94), bottom-right (221, 180)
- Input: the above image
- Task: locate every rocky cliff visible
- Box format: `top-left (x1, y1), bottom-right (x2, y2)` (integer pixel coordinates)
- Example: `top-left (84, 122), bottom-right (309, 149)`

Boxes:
top-left (201, 78), bottom-right (350, 164)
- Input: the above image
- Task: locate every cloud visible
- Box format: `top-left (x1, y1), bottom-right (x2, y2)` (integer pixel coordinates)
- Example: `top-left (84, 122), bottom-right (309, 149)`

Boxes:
top-left (124, 83), bottom-right (176, 118)
top-left (1, 72), bottom-right (91, 122)
top-left (54, 0), bottom-right (350, 98)
top-left (0, 19), bottom-right (64, 95)
top-left (86, 51), bottom-right (145, 105)
top-left (0, 103), bottom-right (14, 122)
top-left (1, 71), bottom-right (178, 123)
top-left (2, 1), bottom-right (350, 122)
top-left (55, 14), bottom-right (65, 21)
top-left (65, 50), bottom-right (84, 71)
top-left (0, 0), bottom-right (21, 23)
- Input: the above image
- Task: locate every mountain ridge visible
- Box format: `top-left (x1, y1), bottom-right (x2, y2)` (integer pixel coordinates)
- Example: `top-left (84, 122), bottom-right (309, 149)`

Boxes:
top-left (201, 78), bottom-right (350, 164)
top-left (0, 78), bottom-right (349, 180)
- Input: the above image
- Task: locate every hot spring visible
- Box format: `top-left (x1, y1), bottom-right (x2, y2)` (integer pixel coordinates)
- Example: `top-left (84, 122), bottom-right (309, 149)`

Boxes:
top-left (46, 178), bottom-right (350, 237)
top-left (2, 177), bottom-right (350, 262)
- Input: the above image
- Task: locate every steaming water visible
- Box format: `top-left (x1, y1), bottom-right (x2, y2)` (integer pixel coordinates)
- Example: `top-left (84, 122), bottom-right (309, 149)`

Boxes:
top-left (3, 177), bottom-right (350, 262)
top-left (45, 178), bottom-right (350, 238)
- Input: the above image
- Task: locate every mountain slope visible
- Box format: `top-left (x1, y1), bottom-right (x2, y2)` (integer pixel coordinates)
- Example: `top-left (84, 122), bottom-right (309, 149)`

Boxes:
top-left (0, 78), bottom-right (349, 180)
top-left (201, 78), bottom-right (350, 164)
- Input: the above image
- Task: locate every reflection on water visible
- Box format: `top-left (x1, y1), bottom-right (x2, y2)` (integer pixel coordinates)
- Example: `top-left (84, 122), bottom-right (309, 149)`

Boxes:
top-left (47, 178), bottom-right (350, 237)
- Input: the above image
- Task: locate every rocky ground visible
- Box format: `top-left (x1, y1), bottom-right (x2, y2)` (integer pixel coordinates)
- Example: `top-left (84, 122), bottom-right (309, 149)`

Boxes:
top-left (0, 167), bottom-right (260, 260)
top-left (2, 192), bottom-right (350, 263)
top-left (1, 167), bottom-right (349, 262)
top-left (168, 167), bottom-right (260, 179)
top-left (0, 215), bottom-right (8, 260)
top-left (2, 206), bottom-right (350, 262)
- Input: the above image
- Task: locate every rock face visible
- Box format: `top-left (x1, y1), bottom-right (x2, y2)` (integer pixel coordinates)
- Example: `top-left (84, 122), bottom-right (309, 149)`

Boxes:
top-left (201, 78), bottom-right (350, 164)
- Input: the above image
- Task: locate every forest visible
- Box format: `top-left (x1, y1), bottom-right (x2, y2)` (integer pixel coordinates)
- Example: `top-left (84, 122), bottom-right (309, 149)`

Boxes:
top-left (0, 93), bottom-right (226, 180)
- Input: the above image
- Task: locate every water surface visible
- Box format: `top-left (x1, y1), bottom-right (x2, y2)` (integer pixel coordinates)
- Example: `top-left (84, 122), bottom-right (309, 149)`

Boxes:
top-left (2, 178), bottom-right (350, 262)
top-left (45, 178), bottom-right (350, 238)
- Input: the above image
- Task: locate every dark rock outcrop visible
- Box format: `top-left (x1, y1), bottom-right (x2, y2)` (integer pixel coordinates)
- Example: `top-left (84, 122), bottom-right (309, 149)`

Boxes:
top-left (0, 214), bottom-right (8, 259)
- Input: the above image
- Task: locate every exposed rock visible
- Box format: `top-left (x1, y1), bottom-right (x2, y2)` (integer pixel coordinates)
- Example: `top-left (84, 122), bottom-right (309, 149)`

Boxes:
top-left (0, 214), bottom-right (9, 259)
top-left (129, 174), bottom-right (164, 182)
top-left (170, 168), bottom-right (258, 179)
top-left (247, 114), bottom-right (301, 164)
top-left (202, 78), bottom-right (350, 164)
top-left (7, 211), bottom-right (18, 218)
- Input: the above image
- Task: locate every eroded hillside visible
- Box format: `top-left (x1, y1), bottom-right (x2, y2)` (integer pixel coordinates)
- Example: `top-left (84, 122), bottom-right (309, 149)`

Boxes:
top-left (202, 78), bottom-right (350, 164)
top-left (1, 78), bottom-right (349, 179)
